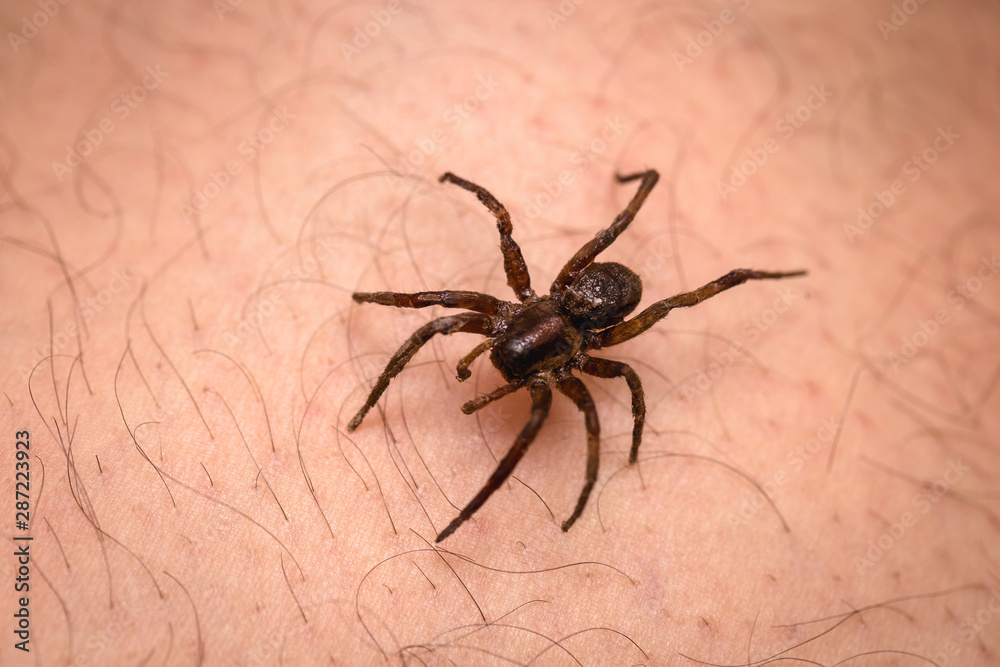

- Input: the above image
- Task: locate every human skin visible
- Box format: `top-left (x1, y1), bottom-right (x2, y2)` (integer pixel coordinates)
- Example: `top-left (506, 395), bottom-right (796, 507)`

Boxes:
top-left (2, 0), bottom-right (999, 665)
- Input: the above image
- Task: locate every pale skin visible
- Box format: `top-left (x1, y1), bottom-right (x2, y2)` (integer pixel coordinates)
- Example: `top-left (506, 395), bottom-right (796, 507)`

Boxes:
top-left (1, 1), bottom-right (999, 665)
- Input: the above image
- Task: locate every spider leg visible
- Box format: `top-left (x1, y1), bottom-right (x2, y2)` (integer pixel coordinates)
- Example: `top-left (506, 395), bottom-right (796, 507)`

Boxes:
top-left (354, 290), bottom-right (507, 316)
top-left (555, 375), bottom-right (600, 532)
top-left (550, 169), bottom-right (660, 293)
top-left (348, 313), bottom-right (494, 432)
top-left (460, 379), bottom-right (526, 414)
top-left (456, 339), bottom-right (493, 381)
top-left (436, 382), bottom-right (552, 542)
top-left (579, 356), bottom-right (645, 464)
top-left (439, 172), bottom-right (536, 302)
top-left (592, 268), bottom-right (807, 349)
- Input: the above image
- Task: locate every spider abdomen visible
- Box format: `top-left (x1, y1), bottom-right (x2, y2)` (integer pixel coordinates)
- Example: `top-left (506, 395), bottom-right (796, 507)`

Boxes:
top-left (562, 262), bottom-right (642, 329)
top-left (490, 300), bottom-right (583, 381)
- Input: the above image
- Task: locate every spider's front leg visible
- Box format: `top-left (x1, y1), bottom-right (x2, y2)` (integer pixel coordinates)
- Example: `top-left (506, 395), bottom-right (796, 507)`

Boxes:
top-left (353, 290), bottom-right (505, 315)
top-left (555, 374), bottom-right (601, 532)
top-left (347, 312), bottom-right (495, 431)
top-left (436, 381), bottom-right (552, 542)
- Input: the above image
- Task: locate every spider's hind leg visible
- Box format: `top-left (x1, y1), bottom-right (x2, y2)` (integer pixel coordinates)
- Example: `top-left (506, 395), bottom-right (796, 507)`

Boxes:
top-left (348, 313), bottom-right (494, 431)
top-left (550, 169), bottom-right (659, 293)
top-left (580, 356), bottom-right (646, 464)
top-left (592, 268), bottom-right (807, 349)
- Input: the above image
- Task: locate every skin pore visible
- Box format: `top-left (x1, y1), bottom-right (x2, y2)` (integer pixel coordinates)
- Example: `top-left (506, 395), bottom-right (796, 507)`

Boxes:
top-left (2, 0), bottom-right (999, 665)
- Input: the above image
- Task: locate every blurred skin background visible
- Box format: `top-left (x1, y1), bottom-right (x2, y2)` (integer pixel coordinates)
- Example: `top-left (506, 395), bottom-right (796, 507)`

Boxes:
top-left (2, 1), bottom-right (999, 664)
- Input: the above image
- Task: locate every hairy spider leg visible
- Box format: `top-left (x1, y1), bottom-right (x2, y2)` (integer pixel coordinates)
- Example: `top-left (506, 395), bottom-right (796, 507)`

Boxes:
top-left (461, 380), bottom-right (526, 415)
top-left (456, 339), bottom-right (493, 381)
top-left (436, 382), bottom-right (552, 542)
top-left (580, 356), bottom-right (646, 464)
top-left (592, 269), bottom-right (807, 349)
top-left (347, 313), bottom-right (494, 432)
top-left (439, 172), bottom-right (536, 302)
top-left (556, 375), bottom-right (601, 532)
top-left (353, 290), bottom-right (505, 315)
top-left (550, 169), bottom-right (660, 293)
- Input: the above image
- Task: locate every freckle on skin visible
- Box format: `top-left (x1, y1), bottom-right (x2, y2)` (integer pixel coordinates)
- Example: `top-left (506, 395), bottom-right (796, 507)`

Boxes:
top-left (804, 379), bottom-right (824, 398)
top-left (856, 410), bottom-right (876, 430)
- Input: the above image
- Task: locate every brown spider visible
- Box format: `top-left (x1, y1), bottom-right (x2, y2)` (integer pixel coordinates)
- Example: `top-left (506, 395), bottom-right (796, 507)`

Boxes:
top-left (348, 169), bottom-right (805, 542)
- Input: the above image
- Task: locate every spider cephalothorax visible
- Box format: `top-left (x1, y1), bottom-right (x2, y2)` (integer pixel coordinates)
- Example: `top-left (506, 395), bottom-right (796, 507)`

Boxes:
top-left (348, 170), bottom-right (805, 542)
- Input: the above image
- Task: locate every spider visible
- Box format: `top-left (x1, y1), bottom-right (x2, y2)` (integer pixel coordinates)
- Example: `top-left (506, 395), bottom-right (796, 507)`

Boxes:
top-left (348, 169), bottom-right (805, 542)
